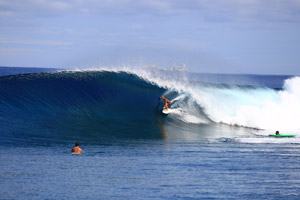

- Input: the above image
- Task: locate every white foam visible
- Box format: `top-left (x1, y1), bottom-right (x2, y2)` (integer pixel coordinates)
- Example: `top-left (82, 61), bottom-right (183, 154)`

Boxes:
top-left (166, 108), bottom-right (208, 124)
top-left (171, 75), bottom-right (300, 132)
top-left (216, 77), bottom-right (300, 132)
top-left (235, 137), bottom-right (300, 144)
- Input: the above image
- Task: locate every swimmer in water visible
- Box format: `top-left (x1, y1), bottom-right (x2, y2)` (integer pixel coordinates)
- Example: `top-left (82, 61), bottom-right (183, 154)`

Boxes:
top-left (72, 142), bottom-right (82, 154)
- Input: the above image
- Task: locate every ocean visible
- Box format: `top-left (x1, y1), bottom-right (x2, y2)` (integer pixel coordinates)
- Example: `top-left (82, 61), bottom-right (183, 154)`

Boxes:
top-left (0, 66), bottom-right (300, 199)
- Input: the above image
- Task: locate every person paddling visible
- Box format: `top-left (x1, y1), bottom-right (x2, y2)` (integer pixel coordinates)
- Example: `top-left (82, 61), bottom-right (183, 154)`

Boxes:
top-left (160, 96), bottom-right (171, 111)
top-left (72, 142), bottom-right (82, 154)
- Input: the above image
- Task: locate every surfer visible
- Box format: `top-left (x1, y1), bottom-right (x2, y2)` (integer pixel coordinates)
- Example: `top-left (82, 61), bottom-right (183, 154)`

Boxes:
top-left (275, 131), bottom-right (280, 135)
top-left (160, 96), bottom-right (171, 111)
top-left (72, 142), bottom-right (82, 154)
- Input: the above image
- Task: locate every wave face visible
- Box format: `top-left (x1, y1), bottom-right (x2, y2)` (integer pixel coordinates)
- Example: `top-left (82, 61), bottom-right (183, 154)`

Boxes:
top-left (0, 71), bottom-right (167, 145)
top-left (0, 68), bottom-right (299, 145)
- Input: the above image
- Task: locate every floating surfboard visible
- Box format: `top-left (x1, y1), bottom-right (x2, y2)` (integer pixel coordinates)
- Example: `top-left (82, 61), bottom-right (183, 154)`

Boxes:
top-left (269, 134), bottom-right (296, 137)
top-left (162, 109), bottom-right (170, 114)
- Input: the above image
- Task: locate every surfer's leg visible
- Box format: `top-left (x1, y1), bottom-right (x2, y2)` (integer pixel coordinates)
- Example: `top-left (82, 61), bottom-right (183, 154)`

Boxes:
top-left (164, 103), bottom-right (168, 110)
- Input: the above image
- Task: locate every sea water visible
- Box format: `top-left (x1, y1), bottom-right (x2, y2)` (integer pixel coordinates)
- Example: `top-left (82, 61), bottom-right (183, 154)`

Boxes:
top-left (0, 66), bottom-right (300, 199)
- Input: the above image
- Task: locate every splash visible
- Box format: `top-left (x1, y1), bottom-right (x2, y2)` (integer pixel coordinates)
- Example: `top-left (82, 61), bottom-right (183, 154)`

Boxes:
top-left (211, 77), bottom-right (300, 132)
top-left (128, 68), bottom-right (300, 132)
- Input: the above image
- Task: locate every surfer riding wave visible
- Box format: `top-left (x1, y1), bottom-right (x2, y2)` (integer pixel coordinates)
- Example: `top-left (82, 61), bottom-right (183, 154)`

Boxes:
top-left (161, 96), bottom-right (171, 111)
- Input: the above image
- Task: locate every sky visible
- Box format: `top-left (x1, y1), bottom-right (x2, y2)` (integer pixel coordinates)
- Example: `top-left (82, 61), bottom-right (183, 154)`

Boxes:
top-left (0, 0), bottom-right (300, 74)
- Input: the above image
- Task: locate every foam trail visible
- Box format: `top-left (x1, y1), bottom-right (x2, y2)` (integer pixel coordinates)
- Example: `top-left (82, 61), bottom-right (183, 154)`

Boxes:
top-left (171, 94), bottom-right (185, 103)
top-left (235, 137), bottom-right (300, 144)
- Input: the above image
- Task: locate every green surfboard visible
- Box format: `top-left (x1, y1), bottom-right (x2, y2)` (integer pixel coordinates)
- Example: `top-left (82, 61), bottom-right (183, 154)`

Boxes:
top-left (269, 134), bottom-right (296, 137)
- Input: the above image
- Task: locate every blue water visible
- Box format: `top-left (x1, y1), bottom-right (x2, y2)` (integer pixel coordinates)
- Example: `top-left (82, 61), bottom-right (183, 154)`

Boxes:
top-left (1, 67), bottom-right (300, 199)
top-left (0, 66), bottom-right (58, 77)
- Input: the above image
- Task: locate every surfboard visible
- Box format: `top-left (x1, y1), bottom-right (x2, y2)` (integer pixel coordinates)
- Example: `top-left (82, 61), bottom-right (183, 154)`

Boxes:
top-left (269, 134), bottom-right (296, 137)
top-left (71, 152), bottom-right (82, 155)
top-left (162, 109), bottom-right (170, 114)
